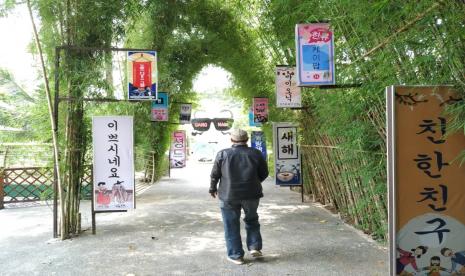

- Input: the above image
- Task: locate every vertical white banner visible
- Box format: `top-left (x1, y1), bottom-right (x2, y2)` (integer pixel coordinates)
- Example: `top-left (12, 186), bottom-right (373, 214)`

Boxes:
top-left (276, 66), bottom-right (302, 108)
top-left (273, 122), bottom-right (301, 186)
top-left (92, 116), bottom-right (135, 211)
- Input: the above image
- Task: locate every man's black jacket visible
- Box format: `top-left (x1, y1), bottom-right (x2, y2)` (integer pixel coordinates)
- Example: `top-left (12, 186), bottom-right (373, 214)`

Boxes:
top-left (210, 144), bottom-right (269, 201)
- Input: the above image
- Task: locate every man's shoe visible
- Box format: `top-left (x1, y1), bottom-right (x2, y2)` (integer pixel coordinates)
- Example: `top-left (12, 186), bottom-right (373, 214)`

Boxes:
top-left (250, 250), bottom-right (263, 258)
top-left (227, 257), bottom-right (245, 265)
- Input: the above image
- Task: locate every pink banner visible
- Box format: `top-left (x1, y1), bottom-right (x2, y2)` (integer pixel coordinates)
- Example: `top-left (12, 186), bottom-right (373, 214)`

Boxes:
top-left (253, 97), bottom-right (268, 124)
top-left (170, 130), bottom-right (186, 168)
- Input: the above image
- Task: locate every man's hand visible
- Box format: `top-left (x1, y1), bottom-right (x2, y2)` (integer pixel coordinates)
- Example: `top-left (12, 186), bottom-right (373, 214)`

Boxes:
top-left (209, 190), bottom-right (218, 198)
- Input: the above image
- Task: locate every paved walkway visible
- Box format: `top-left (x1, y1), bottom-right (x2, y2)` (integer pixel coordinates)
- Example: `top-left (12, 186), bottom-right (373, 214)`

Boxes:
top-left (0, 163), bottom-right (388, 276)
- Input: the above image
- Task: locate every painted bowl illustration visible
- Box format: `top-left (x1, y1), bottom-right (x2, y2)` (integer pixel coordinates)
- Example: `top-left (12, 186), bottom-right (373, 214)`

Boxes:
top-left (277, 172), bottom-right (295, 182)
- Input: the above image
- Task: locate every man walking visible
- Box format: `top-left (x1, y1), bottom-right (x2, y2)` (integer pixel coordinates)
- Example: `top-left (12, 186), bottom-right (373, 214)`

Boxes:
top-left (209, 129), bottom-right (269, 265)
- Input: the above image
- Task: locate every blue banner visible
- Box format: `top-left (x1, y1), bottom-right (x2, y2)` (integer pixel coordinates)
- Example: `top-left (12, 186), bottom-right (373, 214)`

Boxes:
top-left (251, 131), bottom-right (267, 160)
top-left (249, 108), bottom-right (261, 127)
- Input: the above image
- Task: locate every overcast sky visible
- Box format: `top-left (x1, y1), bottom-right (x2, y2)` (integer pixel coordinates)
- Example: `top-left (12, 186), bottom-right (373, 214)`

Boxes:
top-left (0, 5), bottom-right (232, 96)
top-left (0, 5), bottom-right (38, 92)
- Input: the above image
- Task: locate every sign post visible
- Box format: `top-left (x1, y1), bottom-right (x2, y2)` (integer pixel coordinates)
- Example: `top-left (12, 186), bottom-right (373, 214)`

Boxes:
top-left (251, 131), bottom-right (267, 160)
top-left (151, 92), bottom-right (169, 122)
top-left (295, 23), bottom-right (335, 86)
top-left (253, 97), bottom-right (269, 124)
top-left (92, 116), bottom-right (135, 233)
top-left (387, 86), bottom-right (465, 276)
top-left (170, 130), bottom-right (187, 168)
top-left (179, 104), bottom-right (192, 124)
top-left (273, 123), bottom-right (302, 186)
top-left (276, 66), bottom-right (301, 108)
top-left (128, 51), bottom-right (157, 100)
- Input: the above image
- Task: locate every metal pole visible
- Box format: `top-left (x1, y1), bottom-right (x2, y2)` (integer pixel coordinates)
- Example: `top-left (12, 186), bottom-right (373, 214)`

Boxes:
top-left (53, 47), bottom-right (60, 238)
top-left (91, 167), bottom-right (96, 235)
top-left (91, 186), bottom-right (96, 235)
top-left (300, 153), bottom-right (304, 203)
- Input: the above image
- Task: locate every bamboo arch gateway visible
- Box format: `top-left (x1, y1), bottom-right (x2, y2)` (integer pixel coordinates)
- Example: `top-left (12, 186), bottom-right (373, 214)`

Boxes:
top-left (387, 86), bottom-right (465, 276)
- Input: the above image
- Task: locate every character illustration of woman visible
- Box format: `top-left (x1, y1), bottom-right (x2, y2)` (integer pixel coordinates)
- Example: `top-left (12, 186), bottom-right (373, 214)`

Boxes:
top-left (111, 181), bottom-right (128, 207)
top-left (396, 246), bottom-right (428, 275)
top-left (420, 256), bottom-right (450, 276)
top-left (96, 182), bottom-right (111, 207)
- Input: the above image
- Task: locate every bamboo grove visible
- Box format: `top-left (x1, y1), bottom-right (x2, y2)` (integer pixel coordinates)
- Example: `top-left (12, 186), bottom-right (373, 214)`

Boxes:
top-left (1, 0), bottom-right (463, 240)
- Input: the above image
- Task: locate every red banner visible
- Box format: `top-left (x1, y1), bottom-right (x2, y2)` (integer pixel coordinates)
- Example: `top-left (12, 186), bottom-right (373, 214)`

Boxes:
top-left (132, 61), bottom-right (152, 89)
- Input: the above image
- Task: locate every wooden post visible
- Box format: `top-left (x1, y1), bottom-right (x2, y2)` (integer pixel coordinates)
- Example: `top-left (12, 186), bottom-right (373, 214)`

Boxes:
top-left (151, 152), bottom-right (156, 184)
top-left (0, 168), bottom-right (4, 210)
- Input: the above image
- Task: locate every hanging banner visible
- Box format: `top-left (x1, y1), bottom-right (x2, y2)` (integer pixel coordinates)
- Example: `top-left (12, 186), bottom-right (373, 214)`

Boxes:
top-left (249, 107), bottom-right (261, 127)
top-left (251, 131), bottom-right (267, 160)
top-left (179, 104), bottom-right (192, 124)
top-left (92, 116), bottom-right (135, 211)
top-left (128, 51), bottom-right (157, 100)
top-left (151, 92), bottom-right (168, 122)
top-left (253, 97), bottom-right (269, 124)
top-left (170, 130), bottom-right (186, 168)
top-left (273, 123), bottom-right (301, 186)
top-left (295, 23), bottom-right (335, 86)
top-left (276, 66), bottom-right (302, 108)
top-left (387, 86), bottom-right (465, 276)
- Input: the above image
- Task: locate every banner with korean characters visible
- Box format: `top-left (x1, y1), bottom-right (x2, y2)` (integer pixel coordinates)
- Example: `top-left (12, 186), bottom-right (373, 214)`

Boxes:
top-left (253, 97), bottom-right (269, 124)
top-left (128, 51), bottom-right (157, 100)
top-left (92, 116), bottom-right (135, 211)
top-left (295, 23), bottom-right (335, 86)
top-left (249, 107), bottom-right (261, 127)
top-left (179, 104), bottom-right (192, 124)
top-left (251, 131), bottom-right (267, 160)
top-left (276, 66), bottom-right (301, 108)
top-left (151, 92), bottom-right (169, 122)
top-left (272, 123), bottom-right (301, 186)
top-left (170, 130), bottom-right (187, 168)
top-left (387, 86), bottom-right (465, 276)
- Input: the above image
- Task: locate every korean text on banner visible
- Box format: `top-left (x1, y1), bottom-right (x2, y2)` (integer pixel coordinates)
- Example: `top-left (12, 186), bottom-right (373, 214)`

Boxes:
top-left (151, 92), bottom-right (169, 122)
top-left (253, 97), bottom-right (269, 124)
top-left (128, 51), bottom-right (157, 100)
top-left (273, 123), bottom-right (301, 186)
top-left (295, 23), bottom-right (335, 86)
top-left (276, 66), bottom-right (302, 108)
top-left (170, 130), bottom-right (186, 168)
top-left (179, 104), bottom-right (192, 124)
top-left (251, 131), bottom-right (267, 160)
top-left (387, 86), bottom-right (465, 276)
top-left (92, 116), bottom-right (135, 211)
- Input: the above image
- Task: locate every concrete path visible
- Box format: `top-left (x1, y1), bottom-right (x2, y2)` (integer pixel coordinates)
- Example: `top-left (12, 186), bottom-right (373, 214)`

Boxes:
top-left (0, 163), bottom-right (388, 276)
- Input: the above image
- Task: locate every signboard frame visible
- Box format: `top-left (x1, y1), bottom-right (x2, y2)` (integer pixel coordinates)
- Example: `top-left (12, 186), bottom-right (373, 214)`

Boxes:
top-left (253, 97), bottom-right (269, 124)
top-left (273, 122), bottom-right (302, 186)
top-left (92, 116), bottom-right (135, 213)
top-left (387, 85), bottom-right (465, 276)
top-left (151, 92), bottom-right (169, 122)
top-left (170, 130), bottom-right (187, 168)
top-left (251, 131), bottom-right (267, 160)
top-left (276, 66), bottom-right (302, 108)
top-left (295, 23), bottom-right (335, 86)
top-left (127, 51), bottom-right (158, 101)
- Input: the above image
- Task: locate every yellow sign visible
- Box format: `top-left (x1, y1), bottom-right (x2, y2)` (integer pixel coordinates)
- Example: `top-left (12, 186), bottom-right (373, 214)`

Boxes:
top-left (387, 86), bottom-right (465, 275)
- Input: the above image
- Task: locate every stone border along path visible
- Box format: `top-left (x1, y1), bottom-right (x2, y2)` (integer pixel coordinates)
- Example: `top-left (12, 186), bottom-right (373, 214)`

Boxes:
top-left (0, 163), bottom-right (388, 276)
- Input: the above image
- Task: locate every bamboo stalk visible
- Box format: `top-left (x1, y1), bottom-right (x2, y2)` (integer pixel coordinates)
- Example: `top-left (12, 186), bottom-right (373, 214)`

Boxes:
top-left (26, 0), bottom-right (66, 239)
